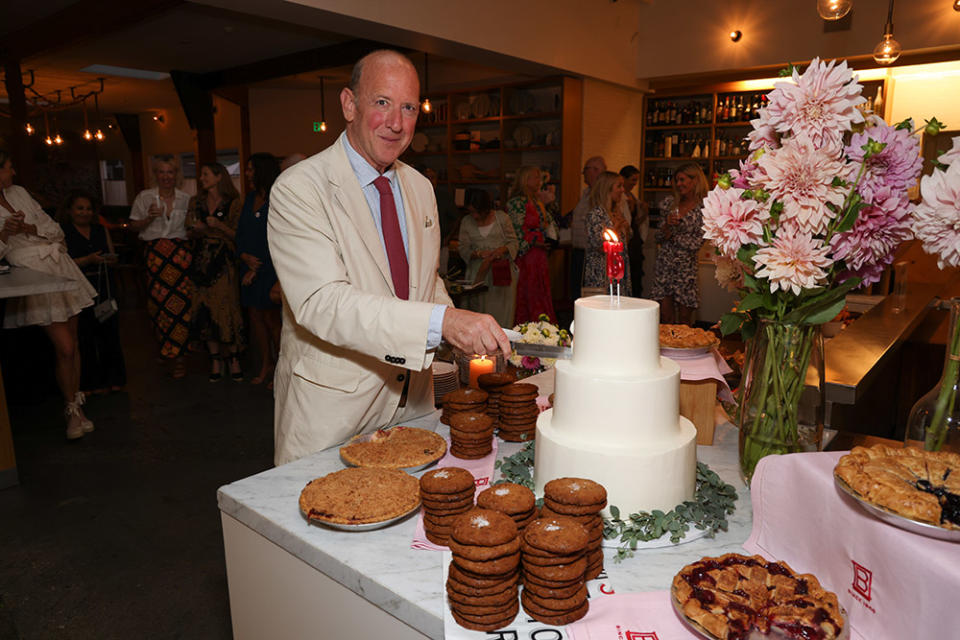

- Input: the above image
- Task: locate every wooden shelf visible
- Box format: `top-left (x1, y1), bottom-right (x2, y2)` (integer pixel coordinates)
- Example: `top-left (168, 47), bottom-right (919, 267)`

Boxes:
top-left (646, 123), bottom-right (712, 130)
top-left (716, 121), bottom-right (755, 127)
top-left (450, 116), bottom-right (501, 125)
top-left (503, 111), bottom-right (562, 120)
top-left (452, 148), bottom-right (501, 154)
top-left (643, 156), bottom-right (708, 162)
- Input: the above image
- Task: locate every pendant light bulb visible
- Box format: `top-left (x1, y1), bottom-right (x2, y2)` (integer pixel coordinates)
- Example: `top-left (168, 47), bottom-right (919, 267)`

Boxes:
top-left (45, 136), bottom-right (53, 146)
top-left (319, 121), bottom-right (327, 132)
top-left (83, 130), bottom-right (93, 141)
top-left (25, 123), bottom-right (34, 135)
top-left (421, 97), bottom-right (432, 113)
top-left (817, 0), bottom-right (853, 20)
top-left (873, 33), bottom-right (901, 64)
top-left (94, 129), bottom-right (105, 141)
top-left (54, 134), bottom-right (63, 145)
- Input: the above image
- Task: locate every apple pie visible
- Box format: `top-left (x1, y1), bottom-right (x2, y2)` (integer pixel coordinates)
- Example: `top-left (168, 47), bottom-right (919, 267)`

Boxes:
top-left (672, 553), bottom-right (844, 640)
top-left (340, 426), bottom-right (447, 469)
top-left (299, 467), bottom-right (420, 525)
top-left (660, 324), bottom-right (720, 349)
top-left (834, 444), bottom-right (960, 530)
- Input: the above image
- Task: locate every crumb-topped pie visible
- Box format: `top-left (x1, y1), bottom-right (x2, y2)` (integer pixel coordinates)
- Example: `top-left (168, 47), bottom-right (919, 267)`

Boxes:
top-left (659, 324), bottom-right (720, 349)
top-left (339, 426), bottom-right (446, 469)
top-left (834, 444), bottom-right (960, 530)
top-left (672, 553), bottom-right (844, 640)
top-left (299, 467), bottom-right (420, 525)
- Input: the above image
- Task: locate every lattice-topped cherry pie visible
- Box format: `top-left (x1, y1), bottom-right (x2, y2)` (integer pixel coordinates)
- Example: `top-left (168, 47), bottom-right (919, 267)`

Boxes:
top-left (672, 553), bottom-right (844, 640)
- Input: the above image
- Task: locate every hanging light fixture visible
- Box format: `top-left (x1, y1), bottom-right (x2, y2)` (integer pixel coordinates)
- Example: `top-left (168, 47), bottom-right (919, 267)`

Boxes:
top-left (93, 94), bottom-right (105, 142)
top-left (873, 0), bottom-right (901, 64)
top-left (53, 114), bottom-right (63, 145)
top-left (318, 77), bottom-right (327, 132)
top-left (25, 122), bottom-right (35, 135)
top-left (817, 0), bottom-right (853, 20)
top-left (729, 30), bottom-right (743, 42)
top-left (421, 53), bottom-right (432, 114)
top-left (82, 98), bottom-right (93, 140)
top-left (43, 112), bottom-right (53, 146)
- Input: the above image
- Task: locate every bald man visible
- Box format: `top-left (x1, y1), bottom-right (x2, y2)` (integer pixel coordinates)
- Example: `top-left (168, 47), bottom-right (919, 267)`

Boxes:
top-left (267, 50), bottom-right (510, 465)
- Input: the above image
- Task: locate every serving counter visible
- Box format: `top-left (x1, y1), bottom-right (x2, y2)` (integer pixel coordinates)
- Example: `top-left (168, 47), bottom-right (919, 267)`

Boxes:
top-left (217, 411), bottom-right (752, 639)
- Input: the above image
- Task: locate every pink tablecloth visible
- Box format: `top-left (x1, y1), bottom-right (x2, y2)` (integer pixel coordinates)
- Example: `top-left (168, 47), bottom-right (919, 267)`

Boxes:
top-left (663, 349), bottom-right (735, 403)
top-left (566, 591), bottom-right (699, 639)
top-left (744, 451), bottom-right (960, 640)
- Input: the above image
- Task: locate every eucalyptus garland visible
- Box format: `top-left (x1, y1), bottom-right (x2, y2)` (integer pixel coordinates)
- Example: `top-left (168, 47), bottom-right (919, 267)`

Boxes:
top-left (604, 463), bottom-right (738, 561)
top-left (494, 442), bottom-right (738, 562)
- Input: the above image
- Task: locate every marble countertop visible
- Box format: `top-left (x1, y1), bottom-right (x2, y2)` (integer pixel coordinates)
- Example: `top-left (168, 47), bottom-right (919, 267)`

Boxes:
top-left (217, 402), bottom-right (752, 640)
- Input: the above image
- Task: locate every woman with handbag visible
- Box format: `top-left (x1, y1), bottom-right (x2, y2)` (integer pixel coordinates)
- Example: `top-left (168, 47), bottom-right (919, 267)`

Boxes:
top-left (0, 151), bottom-right (97, 440)
top-left (61, 189), bottom-right (127, 394)
top-left (506, 166), bottom-right (558, 324)
top-left (457, 189), bottom-right (518, 328)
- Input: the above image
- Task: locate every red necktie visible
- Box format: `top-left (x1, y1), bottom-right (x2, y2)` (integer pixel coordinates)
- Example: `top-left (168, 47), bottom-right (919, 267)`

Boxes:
top-left (373, 176), bottom-right (409, 300)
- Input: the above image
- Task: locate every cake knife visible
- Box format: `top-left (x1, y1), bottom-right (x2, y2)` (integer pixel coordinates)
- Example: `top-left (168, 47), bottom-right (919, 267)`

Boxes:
top-left (509, 342), bottom-right (572, 359)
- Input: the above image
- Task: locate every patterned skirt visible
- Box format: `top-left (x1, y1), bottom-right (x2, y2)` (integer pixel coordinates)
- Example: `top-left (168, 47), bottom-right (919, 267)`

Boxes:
top-left (144, 238), bottom-right (194, 360)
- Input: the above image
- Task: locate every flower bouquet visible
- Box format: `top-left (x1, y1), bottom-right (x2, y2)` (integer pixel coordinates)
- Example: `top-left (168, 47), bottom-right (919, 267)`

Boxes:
top-left (701, 58), bottom-right (938, 480)
top-left (509, 314), bottom-right (571, 377)
top-left (905, 135), bottom-right (960, 452)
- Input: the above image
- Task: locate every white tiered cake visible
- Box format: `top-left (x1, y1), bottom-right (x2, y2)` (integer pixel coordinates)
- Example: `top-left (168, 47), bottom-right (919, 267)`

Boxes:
top-left (534, 296), bottom-right (698, 514)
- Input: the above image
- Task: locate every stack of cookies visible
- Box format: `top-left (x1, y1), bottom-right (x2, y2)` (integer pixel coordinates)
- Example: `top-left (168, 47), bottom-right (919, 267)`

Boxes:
top-left (447, 508), bottom-right (521, 631)
top-left (541, 477), bottom-right (607, 580)
top-left (477, 372), bottom-right (517, 425)
top-left (441, 388), bottom-right (488, 426)
top-left (520, 516), bottom-right (591, 625)
top-left (448, 412), bottom-right (495, 459)
top-left (476, 482), bottom-right (537, 534)
top-left (419, 467), bottom-right (477, 546)
top-left (497, 383), bottom-right (540, 442)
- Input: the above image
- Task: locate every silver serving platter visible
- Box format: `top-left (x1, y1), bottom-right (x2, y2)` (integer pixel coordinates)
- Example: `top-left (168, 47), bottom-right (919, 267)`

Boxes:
top-left (338, 427), bottom-right (447, 473)
top-left (834, 475), bottom-right (960, 543)
top-left (670, 591), bottom-right (849, 640)
top-left (305, 502), bottom-right (421, 532)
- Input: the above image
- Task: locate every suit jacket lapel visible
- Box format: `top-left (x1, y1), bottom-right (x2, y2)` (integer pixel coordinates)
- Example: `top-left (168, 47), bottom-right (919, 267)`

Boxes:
top-left (328, 139), bottom-right (394, 293)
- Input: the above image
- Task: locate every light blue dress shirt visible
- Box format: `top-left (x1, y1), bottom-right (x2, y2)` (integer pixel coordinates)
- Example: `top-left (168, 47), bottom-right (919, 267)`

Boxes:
top-left (341, 133), bottom-right (446, 350)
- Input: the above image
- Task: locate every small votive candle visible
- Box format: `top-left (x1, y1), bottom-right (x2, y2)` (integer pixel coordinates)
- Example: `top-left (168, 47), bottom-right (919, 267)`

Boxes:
top-left (468, 355), bottom-right (495, 388)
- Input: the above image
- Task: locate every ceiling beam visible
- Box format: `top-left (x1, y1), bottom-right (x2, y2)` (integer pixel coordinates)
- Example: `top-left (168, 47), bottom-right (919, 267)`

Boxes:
top-left (201, 38), bottom-right (397, 90)
top-left (0, 0), bottom-right (184, 61)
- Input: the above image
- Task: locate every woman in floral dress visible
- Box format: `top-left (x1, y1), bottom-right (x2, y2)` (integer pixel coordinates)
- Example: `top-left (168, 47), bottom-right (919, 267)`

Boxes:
top-left (650, 162), bottom-right (708, 324)
top-left (583, 171), bottom-right (632, 296)
top-left (506, 165), bottom-right (558, 324)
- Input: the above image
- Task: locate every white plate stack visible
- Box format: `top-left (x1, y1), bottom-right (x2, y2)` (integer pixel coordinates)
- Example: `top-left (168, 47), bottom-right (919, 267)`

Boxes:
top-left (432, 361), bottom-right (459, 405)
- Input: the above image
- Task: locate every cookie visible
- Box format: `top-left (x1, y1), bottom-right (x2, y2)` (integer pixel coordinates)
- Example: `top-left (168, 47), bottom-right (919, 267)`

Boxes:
top-left (500, 383), bottom-right (538, 398)
top-left (447, 573), bottom-right (519, 598)
top-left (420, 467), bottom-right (476, 495)
top-left (477, 372), bottom-right (517, 388)
top-left (450, 411), bottom-right (495, 431)
top-left (522, 581), bottom-right (585, 600)
top-left (521, 592), bottom-right (589, 625)
top-left (451, 509), bottom-right (518, 546)
top-left (450, 599), bottom-right (519, 617)
top-left (451, 448), bottom-right (494, 460)
top-left (450, 427), bottom-right (495, 442)
top-left (449, 563), bottom-right (518, 588)
top-left (523, 517), bottom-right (590, 556)
top-left (543, 477), bottom-right (607, 507)
top-left (449, 536), bottom-right (522, 562)
top-left (523, 572), bottom-right (582, 590)
top-left (477, 483), bottom-right (536, 515)
top-left (444, 387), bottom-right (489, 404)
top-left (523, 584), bottom-right (588, 611)
top-left (521, 557), bottom-right (587, 582)
top-left (450, 601), bottom-right (519, 632)
top-left (498, 431), bottom-right (536, 443)
top-left (521, 551), bottom-right (585, 567)
top-left (447, 583), bottom-right (518, 607)
top-left (425, 529), bottom-right (450, 546)
top-left (453, 550), bottom-right (521, 576)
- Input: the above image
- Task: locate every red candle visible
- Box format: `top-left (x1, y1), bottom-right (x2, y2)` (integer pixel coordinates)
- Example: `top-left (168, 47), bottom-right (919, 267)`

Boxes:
top-left (603, 228), bottom-right (625, 283)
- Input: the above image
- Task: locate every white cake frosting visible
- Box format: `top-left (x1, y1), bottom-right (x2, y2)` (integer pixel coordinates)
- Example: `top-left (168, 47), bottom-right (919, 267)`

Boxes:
top-left (534, 295), bottom-right (698, 514)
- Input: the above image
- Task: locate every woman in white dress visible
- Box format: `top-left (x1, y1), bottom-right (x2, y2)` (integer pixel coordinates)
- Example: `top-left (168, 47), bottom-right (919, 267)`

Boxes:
top-left (0, 150), bottom-right (97, 439)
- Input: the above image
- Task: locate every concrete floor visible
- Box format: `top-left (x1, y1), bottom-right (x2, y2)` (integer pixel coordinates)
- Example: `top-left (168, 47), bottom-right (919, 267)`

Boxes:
top-left (0, 308), bottom-right (275, 639)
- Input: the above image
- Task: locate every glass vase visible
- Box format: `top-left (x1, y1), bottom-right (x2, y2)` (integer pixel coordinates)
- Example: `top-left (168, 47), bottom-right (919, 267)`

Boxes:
top-left (905, 298), bottom-right (960, 453)
top-left (738, 320), bottom-right (824, 484)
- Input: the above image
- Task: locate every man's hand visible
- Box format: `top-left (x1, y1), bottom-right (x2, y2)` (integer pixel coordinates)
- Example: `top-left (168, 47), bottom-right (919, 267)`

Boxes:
top-left (442, 308), bottom-right (511, 359)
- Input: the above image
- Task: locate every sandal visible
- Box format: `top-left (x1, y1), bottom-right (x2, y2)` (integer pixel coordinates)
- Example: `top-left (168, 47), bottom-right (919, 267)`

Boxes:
top-left (229, 356), bottom-right (244, 382)
top-left (209, 358), bottom-right (224, 382)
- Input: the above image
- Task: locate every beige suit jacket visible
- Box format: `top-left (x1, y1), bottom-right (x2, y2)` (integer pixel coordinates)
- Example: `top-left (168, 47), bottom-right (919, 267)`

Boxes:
top-left (268, 134), bottom-right (452, 465)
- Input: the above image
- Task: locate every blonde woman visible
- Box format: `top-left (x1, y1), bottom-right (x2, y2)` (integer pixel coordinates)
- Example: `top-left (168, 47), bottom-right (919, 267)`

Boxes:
top-left (129, 154), bottom-right (193, 377)
top-left (506, 165), bottom-right (558, 324)
top-left (650, 162), bottom-right (709, 325)
top-left (583, 170), bottom-right (632, 296)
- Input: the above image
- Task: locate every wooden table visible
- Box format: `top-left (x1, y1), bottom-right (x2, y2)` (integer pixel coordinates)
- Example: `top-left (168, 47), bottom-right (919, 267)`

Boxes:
top-left (0, 266), bottom-right (79, 489)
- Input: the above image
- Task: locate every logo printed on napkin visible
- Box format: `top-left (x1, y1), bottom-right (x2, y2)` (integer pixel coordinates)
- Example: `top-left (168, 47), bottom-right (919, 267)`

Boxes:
top-left (848, 561), bottom-right (876, 614)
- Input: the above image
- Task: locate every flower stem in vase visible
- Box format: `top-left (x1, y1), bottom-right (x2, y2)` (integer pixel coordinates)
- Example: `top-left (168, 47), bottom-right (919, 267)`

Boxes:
top-left (907, 298), bottom-right (960, 452)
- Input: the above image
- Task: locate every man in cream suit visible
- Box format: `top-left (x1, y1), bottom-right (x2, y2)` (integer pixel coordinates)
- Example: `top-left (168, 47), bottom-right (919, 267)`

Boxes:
top-left (268, 50), bottom-right (510, 465)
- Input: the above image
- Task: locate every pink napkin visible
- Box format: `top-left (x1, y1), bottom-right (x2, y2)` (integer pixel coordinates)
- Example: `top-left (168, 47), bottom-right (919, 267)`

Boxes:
top-left (410, 437), bottom-right (499, 550)
top-left (744, 451), bottom-right (960, 640)
top-left (566, 591), bottom-right (699, 639)
top-left (662, 349), bottom-right (735, 403)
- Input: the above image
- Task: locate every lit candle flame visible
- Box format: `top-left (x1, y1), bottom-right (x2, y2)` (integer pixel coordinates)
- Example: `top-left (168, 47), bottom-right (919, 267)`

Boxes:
top-left (603, 228), bottom-right (619, 243)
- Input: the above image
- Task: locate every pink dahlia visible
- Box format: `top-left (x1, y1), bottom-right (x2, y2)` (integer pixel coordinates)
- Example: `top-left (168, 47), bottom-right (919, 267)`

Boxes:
top-left (755, 136), bottom-right (847, 236)
top-left (753, 231), bottom-right (833, 295)
top-left (747, 121), bottom-right (779, 152)
top-left (846, 117), bottom-right (923, 201)
top-left (831, 186), bottom-right (913, 286)
top-left (729, 157), bottom-right (759, 189)
top-left (912, 161), bottom-right (960, 269)
top-left (702, 187), bottom-right (769, 257)
top-left (938, 135), bottom-right (960, 167)
top-left (761, 58), bottom-right (865, 149)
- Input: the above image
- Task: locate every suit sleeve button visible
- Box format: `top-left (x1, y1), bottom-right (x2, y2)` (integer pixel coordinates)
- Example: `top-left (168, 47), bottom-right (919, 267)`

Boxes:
top-left (397, 374), bottom-right (405, 382)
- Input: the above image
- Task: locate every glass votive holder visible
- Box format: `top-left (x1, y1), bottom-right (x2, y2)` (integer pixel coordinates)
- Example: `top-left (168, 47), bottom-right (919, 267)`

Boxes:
top-left (453, 349), bottom-right (506, 388)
